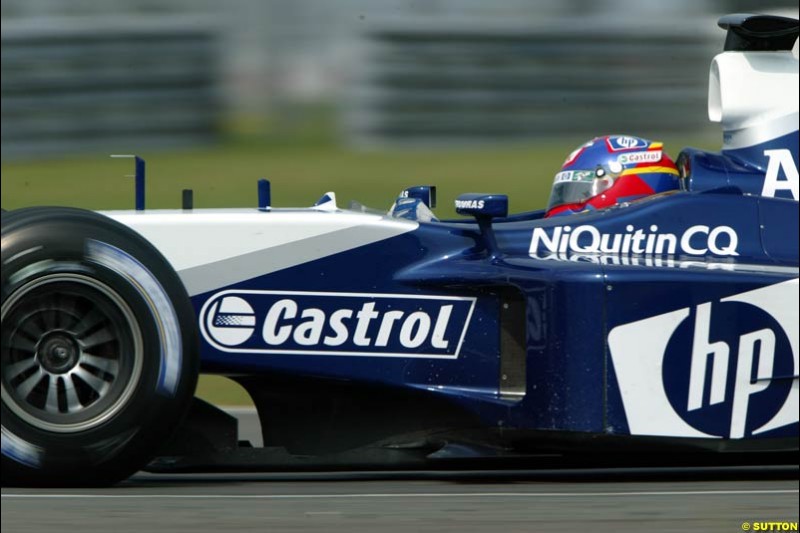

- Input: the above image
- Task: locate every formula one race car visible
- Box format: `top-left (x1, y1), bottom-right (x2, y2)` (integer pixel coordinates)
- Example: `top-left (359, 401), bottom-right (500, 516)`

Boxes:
top-left (2, 14), bottom-right (798, 486)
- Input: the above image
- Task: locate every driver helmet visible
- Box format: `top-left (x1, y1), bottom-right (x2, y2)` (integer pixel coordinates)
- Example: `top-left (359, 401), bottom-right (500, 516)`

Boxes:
top-left (545, 135), bottom-right (680, 218)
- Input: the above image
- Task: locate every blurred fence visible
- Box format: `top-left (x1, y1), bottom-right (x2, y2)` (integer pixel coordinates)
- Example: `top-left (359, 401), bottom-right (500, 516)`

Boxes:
top-left (1, 16), bottom-right (220, 159)
top-left (1, 0), bottom-right (796, 157)
top-left (344, 19), bottom-right (721, 146)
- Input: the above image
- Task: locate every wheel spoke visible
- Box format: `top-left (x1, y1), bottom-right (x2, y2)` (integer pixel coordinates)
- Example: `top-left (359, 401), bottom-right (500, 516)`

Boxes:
top-left (18, 318), bottom-right (44, 340)
top-left (5, 357), bottom-right (39, 382)
top-left (45, 375), bottom-right (61, 414)
top-left (80, 353), bottom-right (119, 377)
top-left (8, 334), bottom-right (37, 354)
top-left (80, 327), bottom-right (116, 350)
top-left (71, 366), bottom-right (110, 395)
top-left (72, 307), bottom-right (107, 338)
top-left (64, 376), bottom-right (83, 413)
top-left (42, 306), bottom-right (58, 331)
top-left (56, 297), bottom-right (79, 330)
top-left (15, 369), bottom-right (45, 399)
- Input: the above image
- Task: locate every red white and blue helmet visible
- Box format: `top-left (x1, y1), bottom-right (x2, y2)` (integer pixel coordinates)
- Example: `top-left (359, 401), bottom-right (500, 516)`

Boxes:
top-left (545, 135), bottom-right (680, 218)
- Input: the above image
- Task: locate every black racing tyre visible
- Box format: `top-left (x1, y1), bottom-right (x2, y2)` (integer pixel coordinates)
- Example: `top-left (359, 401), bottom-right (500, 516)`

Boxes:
top-left (1, 207), bottom-right (198, 486)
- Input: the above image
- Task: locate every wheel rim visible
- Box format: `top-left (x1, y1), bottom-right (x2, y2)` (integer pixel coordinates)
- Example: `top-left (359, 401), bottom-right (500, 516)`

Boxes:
top-left (1, 273), bottom-right (144, 433)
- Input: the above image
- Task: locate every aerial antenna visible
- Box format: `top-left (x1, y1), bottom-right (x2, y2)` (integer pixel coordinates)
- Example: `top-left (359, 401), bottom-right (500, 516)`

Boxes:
top-left (110, 155), bottom-right (146, 211)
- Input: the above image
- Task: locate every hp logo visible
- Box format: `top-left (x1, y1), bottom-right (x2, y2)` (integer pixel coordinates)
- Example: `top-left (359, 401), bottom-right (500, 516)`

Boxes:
top-left (608, 278), bottom-right (798, 440)
top-left (606, 135), bottom-right (648, 151)
top-left (663, 300), bottom-right (794, 439)
top-left (616, 136), bottom-right (639, 148)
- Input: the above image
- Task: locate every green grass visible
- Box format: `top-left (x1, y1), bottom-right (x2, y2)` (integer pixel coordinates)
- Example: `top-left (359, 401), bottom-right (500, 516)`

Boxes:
top-left (1, 136), bottom-right (717, 217)
top-left (195, 375), bottom-right (255, 407)
top-left (1, 142), bottom-right (565, 217)
top-left (1, 135), bottom-right (717, 405)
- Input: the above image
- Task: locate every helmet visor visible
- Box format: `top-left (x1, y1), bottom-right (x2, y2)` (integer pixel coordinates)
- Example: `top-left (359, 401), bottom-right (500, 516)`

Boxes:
top-left (546, 169), bottom-right (616, 212)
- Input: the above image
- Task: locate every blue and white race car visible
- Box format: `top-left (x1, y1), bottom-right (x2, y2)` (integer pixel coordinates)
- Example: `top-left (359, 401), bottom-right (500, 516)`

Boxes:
top-left (1, 13), bottom-right (798, 486)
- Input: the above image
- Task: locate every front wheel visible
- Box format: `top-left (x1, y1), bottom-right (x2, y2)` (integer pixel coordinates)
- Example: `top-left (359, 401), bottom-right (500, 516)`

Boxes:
top-left (1, 207), bottom-right (198, 486)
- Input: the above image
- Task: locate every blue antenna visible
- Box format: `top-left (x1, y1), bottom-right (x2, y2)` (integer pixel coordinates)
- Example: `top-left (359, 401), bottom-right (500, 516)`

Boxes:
top-left (258, 179), bottom-right (271, 211)
top-left (111, 155), bottom-right (146, 211)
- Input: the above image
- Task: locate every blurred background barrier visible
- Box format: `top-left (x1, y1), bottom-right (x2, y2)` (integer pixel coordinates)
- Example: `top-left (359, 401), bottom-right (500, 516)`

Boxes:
top-left (344, 21), bottom-right (718, 146)
top-left (1, 16), bottom-right (220, 158)
top-left (1, 0), bottom-right (797, 159)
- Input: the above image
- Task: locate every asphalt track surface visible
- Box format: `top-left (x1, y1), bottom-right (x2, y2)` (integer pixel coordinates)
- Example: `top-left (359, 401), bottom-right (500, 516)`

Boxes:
top-left (2, 410), bottom-right (798, 533)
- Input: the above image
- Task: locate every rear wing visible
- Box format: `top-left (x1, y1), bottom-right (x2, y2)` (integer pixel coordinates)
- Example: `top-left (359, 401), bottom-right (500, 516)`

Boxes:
top-left (718, 13), bottom-right (799, 52)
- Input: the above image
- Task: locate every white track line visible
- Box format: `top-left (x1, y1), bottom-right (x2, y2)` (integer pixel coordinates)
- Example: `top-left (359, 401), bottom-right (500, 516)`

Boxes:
top-left (1, 489), bottom-right (797, 500)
